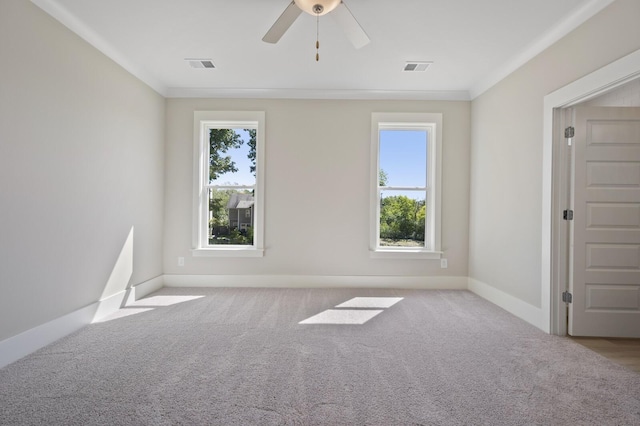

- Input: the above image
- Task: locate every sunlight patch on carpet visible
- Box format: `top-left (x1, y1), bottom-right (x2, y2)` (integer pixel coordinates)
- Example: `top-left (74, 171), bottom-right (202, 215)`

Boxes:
top-left (300, 296), bottom-right (404, 325)
top-left (95, 295), bottom-right (205, 323)
top-left (335, 297), bottom-right (404, 309)
top-left (131, 295), bottom-right (205, 306)
top-left (94, 308), bottom-right (155, 323)
top-left (299, 309), bottom-right (384, 325)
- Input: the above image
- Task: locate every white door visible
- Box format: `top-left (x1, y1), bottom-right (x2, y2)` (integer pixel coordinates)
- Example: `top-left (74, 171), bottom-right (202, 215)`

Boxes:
top-left (569, 107), bottom-right (640, 337)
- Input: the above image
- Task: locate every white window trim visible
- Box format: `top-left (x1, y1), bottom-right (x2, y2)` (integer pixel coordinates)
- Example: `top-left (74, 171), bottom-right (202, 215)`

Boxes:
top-left (192, 111), bottom-right (265, 257)
top-left (370, 112), bottom-right (443, 259)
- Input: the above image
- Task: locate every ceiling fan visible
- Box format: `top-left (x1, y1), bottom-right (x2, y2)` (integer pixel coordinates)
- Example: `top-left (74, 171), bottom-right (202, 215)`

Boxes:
top-left (262, 0), bottom-right (370, 50)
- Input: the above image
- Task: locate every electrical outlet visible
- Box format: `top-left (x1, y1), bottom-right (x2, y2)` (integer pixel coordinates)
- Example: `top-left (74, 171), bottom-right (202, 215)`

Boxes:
top-left (178, 257), bottom-right (184, 266)
top-left (440, 258), bottom-right (448, 269)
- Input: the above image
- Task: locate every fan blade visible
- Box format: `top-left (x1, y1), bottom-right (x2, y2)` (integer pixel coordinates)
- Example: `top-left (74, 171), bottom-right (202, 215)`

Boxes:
top-left (262, 1), bottom-right (302, 44)
top-left (331, 2), bottom-right (370, 49)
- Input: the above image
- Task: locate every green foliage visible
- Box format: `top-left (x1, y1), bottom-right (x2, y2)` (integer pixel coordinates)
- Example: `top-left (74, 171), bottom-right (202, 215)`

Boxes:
top-left (207, 128), bottom-right (257, 247)
top-left (208, 188), bottom-right (255, 246)
top-left (415, 204), bottom-right (426, 240)
top-left (379, 169), bottom-right (389, 186)
top-left (247, 129), bottom-right (257, 176)
top-left (380, 195), bottom-right (426, 242)
top-left (230, 227), bottom-right (253, 245)
top-left (208, 189), bottom-right (233, 229)
top-left (209, 227), bottom-right (253, 245)
top-left (209, 129), bottom-right (243, 181)
top-left (243, 226), bottom-right (254, 243)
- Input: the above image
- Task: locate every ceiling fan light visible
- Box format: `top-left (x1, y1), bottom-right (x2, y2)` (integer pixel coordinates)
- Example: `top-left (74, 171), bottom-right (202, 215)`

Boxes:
top-left (294, 0), bottom-right (341, 16)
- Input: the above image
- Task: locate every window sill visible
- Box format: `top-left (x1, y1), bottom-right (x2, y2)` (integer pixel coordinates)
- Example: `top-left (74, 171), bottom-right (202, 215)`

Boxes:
top-left (192, 247), bottom-right (264, 258)
top-left (369, 249), bottom-right (442, 260)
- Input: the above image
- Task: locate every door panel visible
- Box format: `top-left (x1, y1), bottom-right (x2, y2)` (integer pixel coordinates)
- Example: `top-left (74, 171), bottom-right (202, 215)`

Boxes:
top-left (570, 107), bottom-right (640, 337)
top-left (587, 203), bottom-right (640, 228)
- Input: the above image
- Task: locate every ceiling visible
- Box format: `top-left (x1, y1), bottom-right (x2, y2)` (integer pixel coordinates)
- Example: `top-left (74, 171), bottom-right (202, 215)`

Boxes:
top-left (32, 0), bottom-right (614, 100)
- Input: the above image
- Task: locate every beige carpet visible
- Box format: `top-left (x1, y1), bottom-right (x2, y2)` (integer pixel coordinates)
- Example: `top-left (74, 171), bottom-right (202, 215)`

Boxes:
top-left (0, 288), bottom-right (638, 425)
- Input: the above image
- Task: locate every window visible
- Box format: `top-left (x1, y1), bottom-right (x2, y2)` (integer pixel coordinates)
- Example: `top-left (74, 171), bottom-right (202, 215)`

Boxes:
top-left (193, 111), bottom-right (265, 257)
top-left (370, 113), bottom-right (442, 259)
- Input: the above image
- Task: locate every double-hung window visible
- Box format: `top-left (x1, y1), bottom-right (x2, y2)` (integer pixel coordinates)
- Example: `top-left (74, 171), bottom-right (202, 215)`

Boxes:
top-left (193, 111), bottom-right (265, 257)
top-left (370, 113), bottom-right (442, 259)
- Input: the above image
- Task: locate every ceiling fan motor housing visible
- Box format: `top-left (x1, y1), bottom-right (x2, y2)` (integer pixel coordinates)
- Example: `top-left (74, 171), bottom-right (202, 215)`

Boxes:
top-left (294, 0), bottom-right (341, 16)
top-left (262, 0), bottom-right (369, 49)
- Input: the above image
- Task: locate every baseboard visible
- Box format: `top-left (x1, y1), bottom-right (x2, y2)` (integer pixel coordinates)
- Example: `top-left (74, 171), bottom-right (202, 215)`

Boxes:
top-left (0, 301), bottom-right (96, 369)
top-left (93, 289), bottom-right (129, 322)
top-left (468, 278), bottom-right (546, 332)
top-left (93, 275), bottom-right (164, 321)
top-left (0, 275), bottom-right (164, 369)
top-left (163, 274), bottom-right (468, 289)
top-left (124, 275), bottom-right (164, 306)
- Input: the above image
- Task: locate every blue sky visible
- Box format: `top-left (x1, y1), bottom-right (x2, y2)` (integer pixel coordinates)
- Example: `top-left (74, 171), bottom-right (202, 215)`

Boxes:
top-left (379, 129), bottom-right (427, 201)
top-left (211, 129), bottom-right (255, 186)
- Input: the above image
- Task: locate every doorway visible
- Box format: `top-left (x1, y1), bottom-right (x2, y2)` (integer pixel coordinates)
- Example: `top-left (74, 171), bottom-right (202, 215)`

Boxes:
top-left (545, 48), bottom-right (640, 336)
top-left (565, 105), bottom-right (640, 337)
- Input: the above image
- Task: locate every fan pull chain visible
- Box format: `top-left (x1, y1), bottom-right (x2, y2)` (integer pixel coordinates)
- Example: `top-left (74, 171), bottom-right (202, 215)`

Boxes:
top-left (315, 12), bottom-right (320, 62)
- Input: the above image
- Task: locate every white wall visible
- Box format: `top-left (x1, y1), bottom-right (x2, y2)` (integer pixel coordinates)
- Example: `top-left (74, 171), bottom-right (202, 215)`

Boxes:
top-left (0, 1), bottom-right (165, 341)
top-left (469, 0), bottom-right (640, 307)
top-left (164, 99), bottom-right (470, 280)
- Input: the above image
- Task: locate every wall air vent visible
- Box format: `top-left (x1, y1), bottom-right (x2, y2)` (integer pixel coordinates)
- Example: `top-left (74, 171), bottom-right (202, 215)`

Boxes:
top-left (186, 59), bottom-right (216, 69)
top-left (403, 61), bottom-right (432, 72)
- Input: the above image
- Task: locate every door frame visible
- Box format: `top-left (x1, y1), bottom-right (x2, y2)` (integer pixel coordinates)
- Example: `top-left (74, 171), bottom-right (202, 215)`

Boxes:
top-left (543, 48), bottom-right (640, 335)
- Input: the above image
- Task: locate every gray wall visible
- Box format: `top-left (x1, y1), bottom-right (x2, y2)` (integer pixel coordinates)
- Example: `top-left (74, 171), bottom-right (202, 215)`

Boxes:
top-left (0, 1), bottom-right (165, 341)
top-left (469, 0), bottom-right (640, 307)
top-left (164, 99), bottom-right (470, 278)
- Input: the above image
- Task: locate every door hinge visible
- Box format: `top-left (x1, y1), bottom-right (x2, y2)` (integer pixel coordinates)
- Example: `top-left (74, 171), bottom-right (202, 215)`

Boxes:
top-left (562, 291), bottom-right (573, 304)
top-left (564, 126), bottom-right (575, 138)
top-left (563, 209), bottom-right (574, 220)
top-left (565, 126), bottom-right (574, 146)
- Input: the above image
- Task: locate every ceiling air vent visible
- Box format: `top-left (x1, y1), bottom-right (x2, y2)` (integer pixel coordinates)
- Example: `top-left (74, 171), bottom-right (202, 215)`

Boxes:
top-left (186, 59), bottom-right (216, 69)
top-left (403, 61), bottom-right (432, 72)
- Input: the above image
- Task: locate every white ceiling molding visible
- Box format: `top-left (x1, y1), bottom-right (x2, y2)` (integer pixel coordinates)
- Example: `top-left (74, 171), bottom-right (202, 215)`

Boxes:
top-left (469, 0), bottom-right (616, 99)
top-left (166, 87), bottom-right (471, 101)
top-left (30, 0), bottom-right (168, 96)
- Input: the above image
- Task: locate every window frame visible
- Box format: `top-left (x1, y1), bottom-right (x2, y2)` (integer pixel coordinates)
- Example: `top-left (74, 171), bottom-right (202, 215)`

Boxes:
top-left (192, 111), bottom-right (265, 257)
top-left (370, 112), bottom-right (443, 259)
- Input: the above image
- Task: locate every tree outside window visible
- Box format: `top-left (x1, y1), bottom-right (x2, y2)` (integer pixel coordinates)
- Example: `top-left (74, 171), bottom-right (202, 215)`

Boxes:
top-left (378, 129), bottom-right (427, 248)
top-left (193, 111), bottom-right (265, 256)
top-left (207, 128), bottom-right (256, 246)
top-left (370, 112), bottom-right (442, 257)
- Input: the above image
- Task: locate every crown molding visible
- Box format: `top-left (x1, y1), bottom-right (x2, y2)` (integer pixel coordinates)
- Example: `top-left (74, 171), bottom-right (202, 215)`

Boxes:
top-left (166, 87), bottom-right (471, 101)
